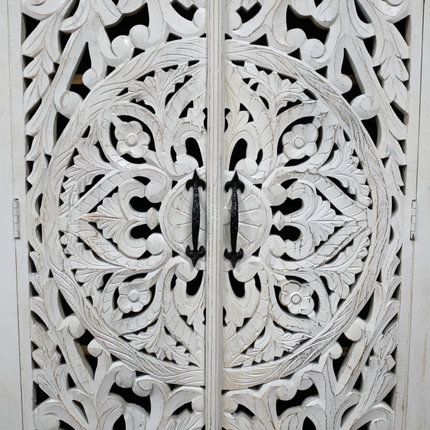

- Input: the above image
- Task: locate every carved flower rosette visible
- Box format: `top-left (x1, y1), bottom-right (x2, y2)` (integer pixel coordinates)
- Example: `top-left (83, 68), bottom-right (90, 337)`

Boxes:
top-left (22, 0), bottom-right (410, 427)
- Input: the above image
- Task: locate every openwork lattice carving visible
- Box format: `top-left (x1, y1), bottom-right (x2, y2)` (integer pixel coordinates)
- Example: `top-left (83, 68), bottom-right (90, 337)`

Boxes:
top-left (25, 2), bottom-right (207, 428)
top-left (223, 1), bottom-right (408, 429)
top-left (23, 0), bottom-right (410, 429)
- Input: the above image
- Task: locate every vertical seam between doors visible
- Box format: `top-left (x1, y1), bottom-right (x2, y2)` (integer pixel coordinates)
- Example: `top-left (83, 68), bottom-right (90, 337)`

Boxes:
top-left (206, 0), bottom-right (226, 428)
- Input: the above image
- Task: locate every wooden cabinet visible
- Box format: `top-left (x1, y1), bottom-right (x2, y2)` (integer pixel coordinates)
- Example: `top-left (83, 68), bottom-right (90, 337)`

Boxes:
top-left (0, 0), bottom-right (428, 428)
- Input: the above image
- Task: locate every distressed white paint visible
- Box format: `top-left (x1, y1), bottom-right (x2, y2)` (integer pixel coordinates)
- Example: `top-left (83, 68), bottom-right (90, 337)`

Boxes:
top-left (205, 0), bottom-right (225, 428)
top-left (1, 0), bottom-right (428, 428)
top-left (0, 0), bottom-right (24, 427)
top-left (406, 1), bottom-right (430, 427)
top-left (394, 1), bottom-right (423, 429)
top-left (221, 1), bottom-right (417, 428)
top-left (21, 1), bottom-right (208, 429)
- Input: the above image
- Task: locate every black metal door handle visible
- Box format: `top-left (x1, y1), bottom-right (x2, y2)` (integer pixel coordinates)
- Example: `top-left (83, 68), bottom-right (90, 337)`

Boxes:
top-left (224, 172), bottom-right (245, 268)
top-left (186, 170), bottom-right (206, 266)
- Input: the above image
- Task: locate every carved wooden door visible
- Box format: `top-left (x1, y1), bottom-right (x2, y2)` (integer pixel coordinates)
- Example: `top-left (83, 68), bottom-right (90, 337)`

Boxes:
top-left (2, 0), bottom-right (424, 429)
top-left (221, 2), bottom-right (413, 427)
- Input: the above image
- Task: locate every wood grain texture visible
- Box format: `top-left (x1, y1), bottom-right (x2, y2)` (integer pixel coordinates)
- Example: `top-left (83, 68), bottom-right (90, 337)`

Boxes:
top-left (394, 1), bottom-right (423, 429)
top-left (205, 0), bottom-right (225, 429)
top-left (12, 0), bottom-right (421, 428)
top-left (23, 2), bottom-right (208, 429)
top-left (222, 1), bottom-right (412, 428)
top-left (0, 0), bottom-right (23, 425)
top-left (406, 1), bottom-right (430, 428)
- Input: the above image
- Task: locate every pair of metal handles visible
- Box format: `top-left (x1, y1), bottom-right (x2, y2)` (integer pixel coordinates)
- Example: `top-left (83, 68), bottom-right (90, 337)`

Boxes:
top-left (185, 170), bottom-right (244, 267)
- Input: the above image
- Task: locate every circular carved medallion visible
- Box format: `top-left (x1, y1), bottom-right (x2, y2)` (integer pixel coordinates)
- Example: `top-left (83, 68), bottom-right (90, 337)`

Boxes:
top-left (41, 39), bottom-right (389, 390)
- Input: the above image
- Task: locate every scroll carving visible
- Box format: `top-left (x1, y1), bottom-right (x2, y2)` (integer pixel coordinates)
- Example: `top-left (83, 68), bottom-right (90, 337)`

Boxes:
top-left (24, 2), bottom-right (207, 428)
top-left (223, 1), bottom-right (409, 429)
top-left (22, 0), bottom-right (411, 429)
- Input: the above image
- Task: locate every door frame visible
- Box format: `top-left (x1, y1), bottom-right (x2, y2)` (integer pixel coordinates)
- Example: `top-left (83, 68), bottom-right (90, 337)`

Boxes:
top-left (0, 1), bottom-right (35, 428)
top-left (405, 1), bottom-right (430, 428)
top-left (0, 0), bottom-right (24, 428)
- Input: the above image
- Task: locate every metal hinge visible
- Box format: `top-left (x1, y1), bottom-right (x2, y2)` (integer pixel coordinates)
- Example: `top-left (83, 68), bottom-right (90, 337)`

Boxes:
top-left (410, 199), bottom-right (417, 241)
top-left (13, 198), bottom-right (20, 239)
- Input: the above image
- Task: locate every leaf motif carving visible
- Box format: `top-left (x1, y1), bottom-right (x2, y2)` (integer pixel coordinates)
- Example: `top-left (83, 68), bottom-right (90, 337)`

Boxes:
top-left (234, 318), bottom-right (310, 366)
top-left (320, 128), bottom-right (371, 207)
top-left (125, 319), bottom-right (194, 366)
top-left (22, 0), bottom-right (409, 426)
top-left (130, 64), bottom-right (199, 114)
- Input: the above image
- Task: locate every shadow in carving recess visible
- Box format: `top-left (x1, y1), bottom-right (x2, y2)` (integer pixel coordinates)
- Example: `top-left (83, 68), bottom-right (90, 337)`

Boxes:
top-left (171, 0), bottom-right (198, 21)
top-left (229, 138), bottom-right (247, 171)
top-left (286, 6), bottom-right (328, 44)
top-left (237, 2), bottom-right (262, 24)
top-left (186, 270), bottom-right (204, 296)
top-left (229, 270), bottom-right (245, 298)
top-left (276, 382), bottom-right (318, 415)
top-left (106, 3), bottom-right (149, 41)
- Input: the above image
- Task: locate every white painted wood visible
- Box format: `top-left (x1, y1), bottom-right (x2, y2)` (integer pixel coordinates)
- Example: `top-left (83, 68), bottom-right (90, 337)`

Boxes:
top-left (205, 0), bottom-right (225, 428)
top-left (0, 0), bottom-right (24, 427)
top-left (406, 1), bottom-right (430, 428)
top-left (20, 2), bottom-right (208, 429)
top-left (8, 0), bottom-right (36, 427)
top-left (30, 44), bottom-right (207, 429)
top-left (395, 0), bottom-right (423, 428)
top-left (2, 0), bottom-right (427, 428)
top-left (222, 1), bottom-right (417, 428)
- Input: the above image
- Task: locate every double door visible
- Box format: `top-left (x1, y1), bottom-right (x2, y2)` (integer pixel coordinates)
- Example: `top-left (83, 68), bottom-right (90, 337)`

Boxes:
top-left (1, 0), bottom-right (427, 429)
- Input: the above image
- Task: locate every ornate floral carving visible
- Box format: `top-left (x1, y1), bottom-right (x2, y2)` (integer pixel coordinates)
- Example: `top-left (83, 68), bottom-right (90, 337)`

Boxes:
top-left (114, 120), bottom-right (151, 159)
top-left (282, 123), bottom-right (319, 160)
top-left (118, 279), bottom-right (152, 313)
top-left (47, 41), bottom-right (208, 377)
top-left (222, 1), bottom-right (408, 428)
top-left (222, 46), bottom-right (381, 380)
top-left (279, 281), bottom-right (315, 316)
top-left (23, 0), bottom-right (410, 428)
top-left (25, 0), bottom-right (208, 424)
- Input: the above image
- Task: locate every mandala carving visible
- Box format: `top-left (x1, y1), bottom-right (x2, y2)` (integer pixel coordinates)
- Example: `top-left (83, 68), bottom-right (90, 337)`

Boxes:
top-left (23, 0), bottom-right (410, 429)
top-left (45, 39), bottom-right (207, 383)
top-left (25, 1), bottom-right (208, 425)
